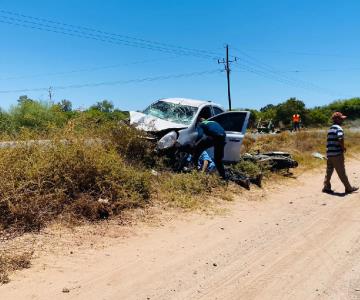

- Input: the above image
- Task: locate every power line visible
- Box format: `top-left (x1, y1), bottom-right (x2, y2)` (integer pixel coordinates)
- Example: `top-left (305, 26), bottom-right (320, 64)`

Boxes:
top-left (231, 62), bottom-right (333, 94)
top-left (0, 9), bottom-right (221, 59)
top-left (232, 47), bottom-right (322, 86)
top-left (239, 47), bottom-right (358, 58)
top-left (0, 17), bottom-right (211, 59)
top-left (0, 10), bottom-right (350, 98)
top-left (0, 69), bottom-right (223, 94)
top-left (232, 63), bottom-right (349, 98)
top-left (0, 11), bottom-right (221, 60)
top-left (0, 57), bottom-right (179, 81)
top-left (262, 67), bottom-right (360, 73)
top-left (232, 64), bottom-right (325, 94)
top-left (230, 47), bottom-right (347, 97)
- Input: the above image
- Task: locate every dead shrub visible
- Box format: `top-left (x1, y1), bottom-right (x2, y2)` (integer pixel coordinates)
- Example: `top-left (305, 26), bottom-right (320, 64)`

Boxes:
top-left (159, 172), bottom-right (222, 209)
top-left (0, 251), bottom-right (32, 284)
top-left (241, 135), bottom-right (256, 154)
top-left (109, 125), bottom-right (157, 167)
top-left (0, 138), bottom-right (151, 232)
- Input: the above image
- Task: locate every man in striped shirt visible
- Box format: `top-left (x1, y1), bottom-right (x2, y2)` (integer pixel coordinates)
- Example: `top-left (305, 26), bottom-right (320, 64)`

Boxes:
top-left (323, 112), bottom-right (358, 194)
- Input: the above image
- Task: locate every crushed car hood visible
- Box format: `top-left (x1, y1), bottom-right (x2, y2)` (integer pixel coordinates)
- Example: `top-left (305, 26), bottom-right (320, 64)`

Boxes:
top-left (129, 111), bottom-right (186, 132)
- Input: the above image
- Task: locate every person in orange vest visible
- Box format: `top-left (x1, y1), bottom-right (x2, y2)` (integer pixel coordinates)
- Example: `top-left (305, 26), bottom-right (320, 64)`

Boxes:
top-left (292, 113), bottom-right (301, 131)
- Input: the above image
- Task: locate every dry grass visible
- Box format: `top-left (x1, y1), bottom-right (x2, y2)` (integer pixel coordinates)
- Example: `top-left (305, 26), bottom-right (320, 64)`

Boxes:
top-left (156, 171), bottom-right (226, 209)
top-left (0, 250), bottom-right (33, 284)
top-left (0, 130), bottom-right (152, 233)
top-left (243, 130), bottom-right (360, 170)
top-left (0, 124), bottom-right (233, 234)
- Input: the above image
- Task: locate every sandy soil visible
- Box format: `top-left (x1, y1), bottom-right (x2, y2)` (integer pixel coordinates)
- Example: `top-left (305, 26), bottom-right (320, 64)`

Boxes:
top-left (1, 160), bottom-right (360, 300)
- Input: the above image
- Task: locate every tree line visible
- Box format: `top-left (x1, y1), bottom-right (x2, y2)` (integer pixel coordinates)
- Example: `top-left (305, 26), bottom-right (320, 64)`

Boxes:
top-left (0, 96), bottom-right (128, 135)
top-left (243, 97), bottom-right (360, 129)
top-left (0, 95), bottom-right (359, 135)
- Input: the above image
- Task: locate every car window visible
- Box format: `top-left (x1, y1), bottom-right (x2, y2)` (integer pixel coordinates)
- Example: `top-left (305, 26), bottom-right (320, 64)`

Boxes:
top-left (197, 106), bottom-right (212, 120)
top-left (143, 101), bottom-right (198, 125)
top-left (212, 106), bottom-right (224, 116)
top-left (209, 111), bottom-right (249, 133)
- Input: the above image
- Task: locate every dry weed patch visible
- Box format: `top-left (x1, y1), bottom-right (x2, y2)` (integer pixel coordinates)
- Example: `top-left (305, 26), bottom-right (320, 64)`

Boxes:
top-left (0, 250), bottom-right (33, 284)
top-left (244, 130), bottom-right (360, 170)
top-left (0, 133), bottom-right (151, 232)
top-left (157, 172), bottom-right (224, 209)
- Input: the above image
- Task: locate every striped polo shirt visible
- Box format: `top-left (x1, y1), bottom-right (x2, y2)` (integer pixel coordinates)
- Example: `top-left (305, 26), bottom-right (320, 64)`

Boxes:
top-left (326, 124), bottom-right (344, 157)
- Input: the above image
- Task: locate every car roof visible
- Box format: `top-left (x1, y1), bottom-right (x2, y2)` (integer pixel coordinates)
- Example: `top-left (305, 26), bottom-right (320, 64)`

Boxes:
top-left (158, 97), bottom-right (222, 108)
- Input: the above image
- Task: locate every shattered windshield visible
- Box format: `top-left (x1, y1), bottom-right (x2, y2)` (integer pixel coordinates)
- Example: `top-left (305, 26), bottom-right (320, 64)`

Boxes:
top-left (143, 101), bottom-right (198, 125)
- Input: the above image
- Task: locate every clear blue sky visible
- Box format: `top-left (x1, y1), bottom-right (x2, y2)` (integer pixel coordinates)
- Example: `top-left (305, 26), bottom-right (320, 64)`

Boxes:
top-left (0, 0), bottom-right (359, 111)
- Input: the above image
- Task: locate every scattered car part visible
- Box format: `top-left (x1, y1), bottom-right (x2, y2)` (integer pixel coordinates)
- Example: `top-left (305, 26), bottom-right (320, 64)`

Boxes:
top-left (243, 151), bottom-right (298, 171)
top-left (312, 152), bottom-right (326, 160)
top-left (256, 118), bottom-right (275, 134)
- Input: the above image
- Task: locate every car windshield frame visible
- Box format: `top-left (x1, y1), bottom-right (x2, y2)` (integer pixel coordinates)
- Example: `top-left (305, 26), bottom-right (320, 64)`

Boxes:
top-left (143, 101), bottom-right (198, 126)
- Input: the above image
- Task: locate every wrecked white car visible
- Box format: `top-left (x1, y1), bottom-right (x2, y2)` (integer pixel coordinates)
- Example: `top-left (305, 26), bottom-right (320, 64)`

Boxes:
top-left (130, 98), bottom-right (250, 164)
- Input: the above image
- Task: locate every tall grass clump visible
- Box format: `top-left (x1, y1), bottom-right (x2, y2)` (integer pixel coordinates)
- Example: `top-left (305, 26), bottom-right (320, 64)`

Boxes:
top-left (232, 159), bottom-right (264, 177)
top-left (159, 172), bottom-right (222, 209)
top-left (0, 250), bottom-right (32, 284)
top-left (109, 124), bottom-right (158, 168)
top-left (0, 135), bottom-right (151, 232)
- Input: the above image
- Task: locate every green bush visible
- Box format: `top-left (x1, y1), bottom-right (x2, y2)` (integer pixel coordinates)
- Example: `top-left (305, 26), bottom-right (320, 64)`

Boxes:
top-left (0, 97), bottom-right (129, 136)
top-left (233, 159), bottom-right (263, 177)
top-left (306, 107), bottom-right (331, 127)
top-left (9, 99), bottom-right (69, 132)
top-left (246, 97), bottom-right (360, 128)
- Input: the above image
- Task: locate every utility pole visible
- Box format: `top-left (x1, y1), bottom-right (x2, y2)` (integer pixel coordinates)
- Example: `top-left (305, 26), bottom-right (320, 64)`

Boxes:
top-left (48, 86), bottom-right (53, 102)
top-left (218, 44), bottom-right (237, 111)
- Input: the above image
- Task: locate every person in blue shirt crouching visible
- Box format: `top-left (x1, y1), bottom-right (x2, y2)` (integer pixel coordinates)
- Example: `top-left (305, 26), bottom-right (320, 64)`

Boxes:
top-left (187, 151), bottom-right (216, 173)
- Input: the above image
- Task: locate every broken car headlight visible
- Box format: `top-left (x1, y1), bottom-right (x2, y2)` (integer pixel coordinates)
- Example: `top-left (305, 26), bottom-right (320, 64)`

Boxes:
top-left (157, 131), bottom-right (178, 150)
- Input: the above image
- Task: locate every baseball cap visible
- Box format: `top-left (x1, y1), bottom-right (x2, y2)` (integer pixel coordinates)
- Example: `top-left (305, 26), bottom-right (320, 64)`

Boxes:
top-left (332, 112), bottom-right (347, 120)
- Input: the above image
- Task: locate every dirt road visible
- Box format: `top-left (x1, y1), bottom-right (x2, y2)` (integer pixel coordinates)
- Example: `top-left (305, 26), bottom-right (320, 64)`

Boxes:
top-left (1, 160), bottom-right (360, 300)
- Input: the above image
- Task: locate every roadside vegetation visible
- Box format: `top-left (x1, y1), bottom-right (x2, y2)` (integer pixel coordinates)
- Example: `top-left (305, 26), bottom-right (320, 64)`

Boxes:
top-left (1, 95), bottom-right (360, 283)
top-left (0, 95), bottom-right (359, 233)
top-left (0, 97), bottom-right (228, 235)
top-left (243, 130), bottom-right (360, 170)
top-left (1, 96), bottom-right (359, 137)
top-left (243, 97), bottom-right (360, 129)
top-left (0, 250), bottom-right (32, 284)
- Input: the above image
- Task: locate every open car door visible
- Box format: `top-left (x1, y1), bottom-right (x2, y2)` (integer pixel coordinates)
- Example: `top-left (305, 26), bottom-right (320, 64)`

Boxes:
top-left (207, 111), bottom-right (250, 162)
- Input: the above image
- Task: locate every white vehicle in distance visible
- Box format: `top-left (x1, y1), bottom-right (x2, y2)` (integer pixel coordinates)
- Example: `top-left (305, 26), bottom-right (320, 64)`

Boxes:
top-left (129, 98), bottom-right (250, 163)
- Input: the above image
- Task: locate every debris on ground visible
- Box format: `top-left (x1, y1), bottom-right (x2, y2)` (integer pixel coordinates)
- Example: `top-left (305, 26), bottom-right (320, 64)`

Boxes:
top-left (243, 151), bottom-right (298, 171)
top-left (312, 152), bottom-right (326, 160)
top-left (148, 148), bottom-right (298, 190)
top-left (224, 167), bottom-right (262, 190)
top-left (255, 118), bottom-right (279, 134)
top-left (151, 170), bottom-right (159, 176)
top-left (97, 198), bottom-right (109, 204)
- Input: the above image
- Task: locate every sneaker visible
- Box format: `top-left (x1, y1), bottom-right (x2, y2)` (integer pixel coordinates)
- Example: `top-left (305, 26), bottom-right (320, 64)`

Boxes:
top-left (322, 188), bottom-right (334, 194)
top-left (345, 186), bottom-right (359, 194)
